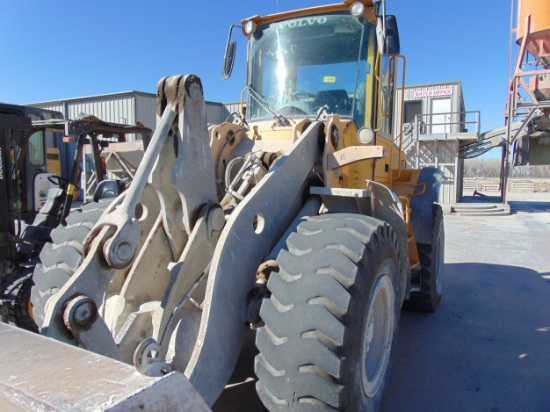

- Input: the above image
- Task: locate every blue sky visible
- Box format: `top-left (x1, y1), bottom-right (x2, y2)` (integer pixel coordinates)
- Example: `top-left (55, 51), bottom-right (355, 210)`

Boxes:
top-left (1, 0), bottom-right (513, 143)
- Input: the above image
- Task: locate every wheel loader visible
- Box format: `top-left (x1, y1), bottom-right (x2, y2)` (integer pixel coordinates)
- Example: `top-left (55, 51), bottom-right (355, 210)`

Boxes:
top-left (0, 108), bottom-right (152, 332)
top-left (0, 1), bottom-right (445, 410)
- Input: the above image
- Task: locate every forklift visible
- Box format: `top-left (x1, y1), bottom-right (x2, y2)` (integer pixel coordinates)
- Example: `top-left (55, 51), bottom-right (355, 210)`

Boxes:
top-left (0, 103), bottom-right (152, 331)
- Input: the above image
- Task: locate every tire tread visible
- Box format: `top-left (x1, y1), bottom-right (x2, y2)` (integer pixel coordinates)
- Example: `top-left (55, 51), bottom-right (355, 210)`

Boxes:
top-left (255, 213), bottom-right (401, 411)
top-left (31, 200), bottom-right (111, 328)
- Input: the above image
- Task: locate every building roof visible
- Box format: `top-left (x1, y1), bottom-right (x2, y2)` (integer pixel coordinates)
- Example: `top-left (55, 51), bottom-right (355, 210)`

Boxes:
top-left (28, 91), bottom-right (155, 106)
top-left (403, 80), bottom-right (463, 89)
top-left (28, 91), bottom-right (227, 107)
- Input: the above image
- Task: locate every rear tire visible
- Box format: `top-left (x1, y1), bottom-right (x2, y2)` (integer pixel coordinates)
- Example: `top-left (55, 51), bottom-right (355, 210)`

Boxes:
top-left (1, 270), bottom-right (38, 332)
top-left (255, 213), bottom-right (402, 411)
top-left (404, 205), bottom-right (445, 313)
top-left (31, 200), bottom-right (111, 329)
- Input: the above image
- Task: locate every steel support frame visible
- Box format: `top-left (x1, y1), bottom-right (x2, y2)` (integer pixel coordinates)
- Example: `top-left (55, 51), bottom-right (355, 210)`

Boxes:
top-left (503, 13), bottom-right (550, 203)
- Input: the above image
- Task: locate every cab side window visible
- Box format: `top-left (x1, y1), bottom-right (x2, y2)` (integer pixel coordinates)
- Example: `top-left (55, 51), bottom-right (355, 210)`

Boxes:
top-left (28, 113), bottom-right (45, 166)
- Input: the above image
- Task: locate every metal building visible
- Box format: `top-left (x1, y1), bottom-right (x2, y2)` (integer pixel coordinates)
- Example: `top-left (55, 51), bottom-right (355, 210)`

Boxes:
top-left (30, 91), bottom-right (238, 136)
top-left (29, 92), bottom-right (241, 199)
top-left (394, 81), bottom-right (480, 204)
top-left (30, 92), bottom-right (156, 136)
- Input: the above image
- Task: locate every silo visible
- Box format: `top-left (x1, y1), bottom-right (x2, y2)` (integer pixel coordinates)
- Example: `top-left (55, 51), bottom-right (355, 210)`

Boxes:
top-left (516, 0), bottom-right (550, 60)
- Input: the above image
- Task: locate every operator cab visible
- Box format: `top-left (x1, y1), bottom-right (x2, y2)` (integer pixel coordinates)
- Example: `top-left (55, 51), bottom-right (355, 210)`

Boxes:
top-left (224, 0), bottom-right (400, 133)
top-left (247, 13), bottom-right (369, 124)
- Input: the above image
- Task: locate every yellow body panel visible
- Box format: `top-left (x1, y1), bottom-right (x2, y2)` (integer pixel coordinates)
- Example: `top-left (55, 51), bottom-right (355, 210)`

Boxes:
top-left (391, 169), bottom-right (424, 270)
top-left (373, 135), bottom-right (393, 187)
top-left (46, 147), bottom-right (61, 176)
top-left (245, 120), bottom-right (305, 141)
top-left (339, 120), bottom-right (373, 188)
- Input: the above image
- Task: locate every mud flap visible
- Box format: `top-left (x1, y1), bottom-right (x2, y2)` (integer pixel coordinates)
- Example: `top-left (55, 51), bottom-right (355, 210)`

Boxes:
top-left (409, 167), bottom-right (444, 244)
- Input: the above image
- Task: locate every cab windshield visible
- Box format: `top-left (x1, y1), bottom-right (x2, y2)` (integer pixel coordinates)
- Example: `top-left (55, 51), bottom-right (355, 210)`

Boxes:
top-left (248, 13), bottom-right (370, 123)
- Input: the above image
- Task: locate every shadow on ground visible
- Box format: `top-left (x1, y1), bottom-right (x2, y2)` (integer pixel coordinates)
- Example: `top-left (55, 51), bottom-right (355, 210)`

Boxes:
top-left (385, 262), bottom-right (550, 412)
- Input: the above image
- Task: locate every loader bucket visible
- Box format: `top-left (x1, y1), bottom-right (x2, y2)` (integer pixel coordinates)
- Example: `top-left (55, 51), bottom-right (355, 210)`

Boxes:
top-left (0, 323), bottom-right (209, 411)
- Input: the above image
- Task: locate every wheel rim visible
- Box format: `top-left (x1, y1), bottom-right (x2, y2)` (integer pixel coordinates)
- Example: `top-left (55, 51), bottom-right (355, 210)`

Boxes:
top-left (361, 273), bottom-right (395, 398)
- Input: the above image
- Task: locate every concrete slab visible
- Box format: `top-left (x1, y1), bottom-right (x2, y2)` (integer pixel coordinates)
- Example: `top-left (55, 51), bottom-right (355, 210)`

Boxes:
top-left (385, 201), bottom-right (550, 411)
top-left (443, 203), bottom-right (511, 216)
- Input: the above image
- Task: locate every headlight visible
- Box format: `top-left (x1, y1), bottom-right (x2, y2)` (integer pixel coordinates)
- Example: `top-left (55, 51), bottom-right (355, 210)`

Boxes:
top-left (357, 127), bottom-right (375, 145)
top-left (350, 2), bottom-right (365, 17)
top-left (244, 20), bottom-right (257, 35)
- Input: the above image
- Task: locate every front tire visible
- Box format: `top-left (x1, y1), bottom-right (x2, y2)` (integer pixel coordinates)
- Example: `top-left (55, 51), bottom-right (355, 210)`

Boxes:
top-left (255, 213), bottom-right (403, 411)
top-left (31, 200), bottom-right (111, 329)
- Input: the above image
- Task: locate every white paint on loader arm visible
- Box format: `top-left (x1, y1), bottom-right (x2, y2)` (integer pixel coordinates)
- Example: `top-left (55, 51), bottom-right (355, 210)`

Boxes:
top-left (0, 323), bottom-right (210, 411)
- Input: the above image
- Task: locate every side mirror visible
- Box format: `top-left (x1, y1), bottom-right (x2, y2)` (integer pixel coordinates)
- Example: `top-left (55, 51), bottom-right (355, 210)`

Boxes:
top-left (222, 25), bottom-right (239, 80)
top-left (376, 15), bottom-right (400, 56)
top-left (222, 41), bottom-right (236, 80)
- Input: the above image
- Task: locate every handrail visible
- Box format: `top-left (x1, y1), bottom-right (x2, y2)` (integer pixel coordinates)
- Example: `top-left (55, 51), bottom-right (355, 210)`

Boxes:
top-left (398, 196), bottom-right (411, 225)
top-left (411, 110), bottom-right (481, 138)
top-left (392, 55), bottom-right (407, 181)
top-left (374, 55), bottom-right (383, 132)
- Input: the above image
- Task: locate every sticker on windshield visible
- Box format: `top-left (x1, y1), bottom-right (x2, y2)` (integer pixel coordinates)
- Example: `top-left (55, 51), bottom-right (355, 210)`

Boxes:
top-left (324, 76), bottom-right (336, 83)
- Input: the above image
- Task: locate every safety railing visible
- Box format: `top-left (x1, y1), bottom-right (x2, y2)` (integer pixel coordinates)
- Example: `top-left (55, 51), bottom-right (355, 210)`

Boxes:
top-left (397, 110), bottom-right (481, 154)
top-left (411, 110), bottom-right (480, 138)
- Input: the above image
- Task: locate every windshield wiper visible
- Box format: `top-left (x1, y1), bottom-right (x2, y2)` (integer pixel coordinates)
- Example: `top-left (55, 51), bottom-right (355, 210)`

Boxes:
top-left (245, 86), bottom-right (291, 127)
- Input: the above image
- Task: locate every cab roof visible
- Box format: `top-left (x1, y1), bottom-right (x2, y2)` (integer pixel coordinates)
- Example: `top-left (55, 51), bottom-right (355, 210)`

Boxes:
top-left (242, 0), bottom-right (377, 31)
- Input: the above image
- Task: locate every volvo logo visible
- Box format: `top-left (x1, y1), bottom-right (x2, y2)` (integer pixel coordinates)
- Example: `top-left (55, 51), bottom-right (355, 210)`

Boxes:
top-left (279, 16), bottom-right (328, 30)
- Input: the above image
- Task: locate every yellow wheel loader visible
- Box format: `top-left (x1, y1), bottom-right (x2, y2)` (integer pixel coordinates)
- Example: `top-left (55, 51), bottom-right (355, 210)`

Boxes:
top-left (0, 1), bottom-right (445, 410)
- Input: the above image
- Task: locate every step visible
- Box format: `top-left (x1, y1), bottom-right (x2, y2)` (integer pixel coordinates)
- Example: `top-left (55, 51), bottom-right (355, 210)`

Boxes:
top-left (442, 203), bottom-right (511, 216)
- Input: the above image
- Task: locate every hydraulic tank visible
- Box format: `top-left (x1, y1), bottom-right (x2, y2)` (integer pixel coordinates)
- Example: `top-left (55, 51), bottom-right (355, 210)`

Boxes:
top-left (516, 0), bottom-right (550, 59)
